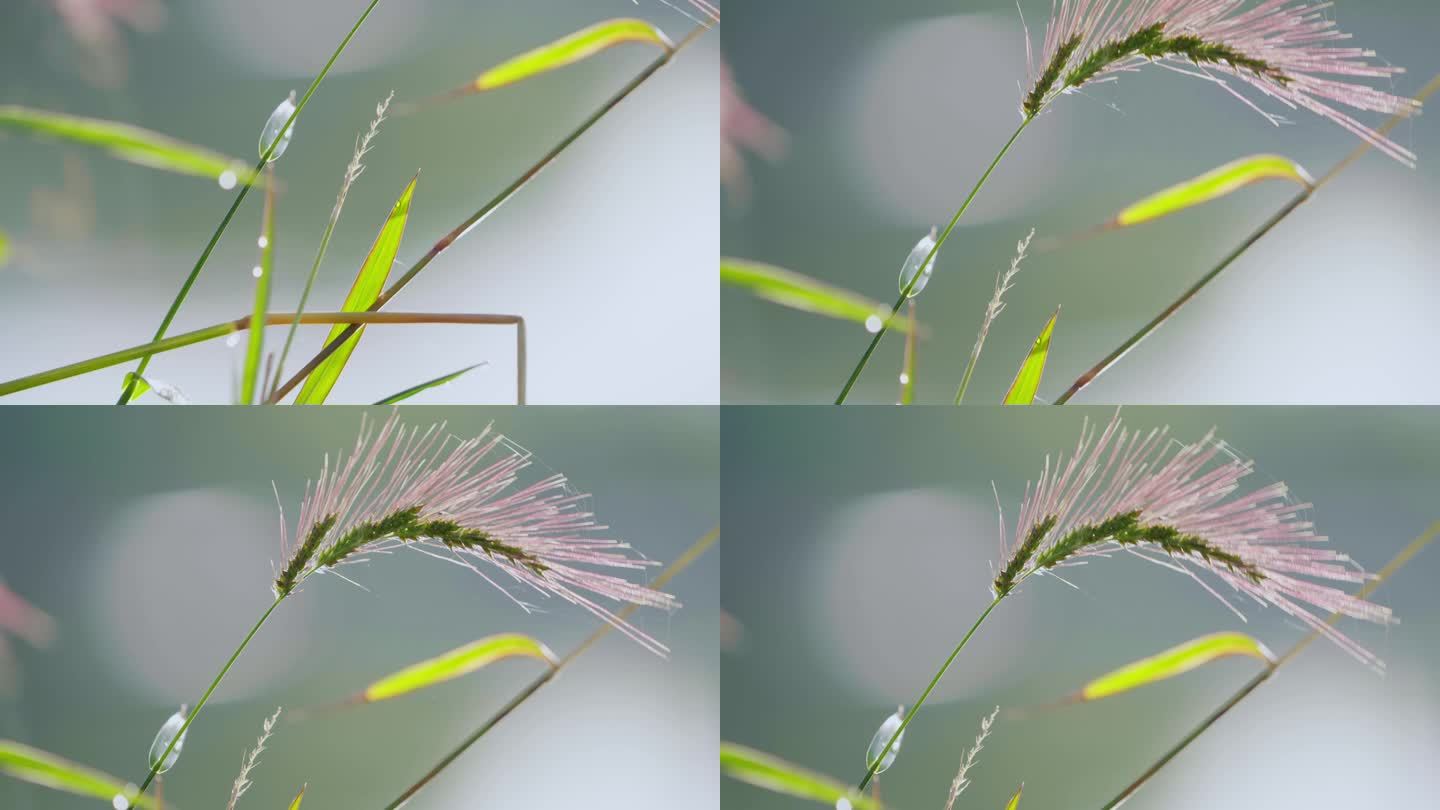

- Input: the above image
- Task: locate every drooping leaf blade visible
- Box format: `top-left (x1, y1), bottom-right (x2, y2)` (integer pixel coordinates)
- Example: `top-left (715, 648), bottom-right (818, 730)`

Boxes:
top-left (1115, 154), bottom-right (1313, 228)
top-left (372, 363), bottom-right (487, 405)
top-left (294, 175), bottom-right (417, 404)
top-left (1080, 632), bottom-right (1275, 702)
top-left (361, 633), bottom-right (557, 704)
top-left (1004, 784), bottom-right (1024, 810)
top-left (0, 105), bottom-right (258, 186)
top-left (0, 740), bottom-right (159, 808)
top-left (722, 258), bottom-right (916, 334)
top-left (720, 742), bottom-right (879, 810)
top-left (474, 18), bottom-right (673, 92)
top-left (1003, 308), bottom-right (1059, 405)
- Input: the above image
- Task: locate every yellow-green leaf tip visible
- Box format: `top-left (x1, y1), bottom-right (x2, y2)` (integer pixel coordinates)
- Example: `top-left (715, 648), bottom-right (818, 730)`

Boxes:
top-left (1081, 631), bottom-right (1275, 702)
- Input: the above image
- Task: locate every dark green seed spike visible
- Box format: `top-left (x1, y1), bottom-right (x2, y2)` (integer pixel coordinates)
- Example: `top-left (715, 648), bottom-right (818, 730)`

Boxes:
top-left (1064, 23), bottom-right (1168, 89)
top-left (276, 513), bottom-right (338, 596)
top-left (993, 515), bottom-right (1057, 597)
top-left (1024, 34), bottom-right (1083, 118)
top-left (1150, 35), bottom-right (1291, 84)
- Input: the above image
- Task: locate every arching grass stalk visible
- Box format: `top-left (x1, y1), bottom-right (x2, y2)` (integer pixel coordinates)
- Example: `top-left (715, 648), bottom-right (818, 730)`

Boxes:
top-left (1055, 71), bottom-right (1440, 405)
top-left (116, 0), bottom-right (387, 404)
top-left (0, 312), bottom-right (526, 399)
top-left (834, 118), bottom-right (1032, 404)
top-left (1099, 520), bottom-right (1440, 809)
top-left (383, 525), bottom-right (720, 809)
top-left (266, 21), bottom-right (715, 404)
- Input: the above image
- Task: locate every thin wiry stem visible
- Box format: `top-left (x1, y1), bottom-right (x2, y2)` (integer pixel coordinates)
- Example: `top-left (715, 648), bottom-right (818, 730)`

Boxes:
top-left (836, 117), bottom-right (1033, 404)
top-left (898, 300), bottom-right (917, 405)
top-left (267, 22), bottom-right (713, 405)
top-left (1054, 71), bottom-right (1440, 405)
top-left (382, 526), bottom-right (719, 809)
top-left (116, 0), bottom-right (386, 404)
top-left (1099, 520), bottom-right (1440, 809)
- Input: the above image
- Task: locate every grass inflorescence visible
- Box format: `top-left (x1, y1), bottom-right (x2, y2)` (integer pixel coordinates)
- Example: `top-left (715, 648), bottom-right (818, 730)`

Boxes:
top-left (1026, 510), bottom-right (1266, 584)
top-left (992, 515), bottom-right (1054, 598)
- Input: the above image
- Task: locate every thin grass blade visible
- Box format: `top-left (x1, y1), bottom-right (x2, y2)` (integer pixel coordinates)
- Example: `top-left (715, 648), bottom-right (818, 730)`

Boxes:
top-left (0, 740), bottom-right (158, 808)
top-left (1080, 632), bottom-right (1275, 703)
top-left (1002, 308), bottom-right (1059, 405)
top-left (1114, 155), bottom-right (1313, 228)
top-left (720, 743), bottom-right (879, 810)
top-left (0, 105), bottom-right (256, 186)
top-left (360, 633), bottom-right (557, 704)
top-left (1004, 784), bottom-right (1023, 810)
top-left (241, 168), bottom-right (277, 404)
top-left (289, 785), bottom-right (306, 809)
top-left (294, 175), bottom-right (417, 404)
top-left (372, 363), bottom-right (487, 404)
top-left (470, 18), bottom-right (672, 94)
top-left (722, 259), bottom-right (916, 334)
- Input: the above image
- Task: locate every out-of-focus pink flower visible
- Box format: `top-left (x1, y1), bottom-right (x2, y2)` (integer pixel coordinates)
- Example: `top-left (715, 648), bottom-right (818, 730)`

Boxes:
top-left (0, 578), bottom-right (57, 697)
top-left (721, 59), bottom-right (786, 204)
top-left (48, 0), bottom-right (167, 87)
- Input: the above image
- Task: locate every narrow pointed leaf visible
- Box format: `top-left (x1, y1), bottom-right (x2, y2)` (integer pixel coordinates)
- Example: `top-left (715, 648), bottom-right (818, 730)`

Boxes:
top-left (122, 372), bottom-right (152, 402)
top-left (1081, 632), bottom-right (1275, 703)
top-left (0, 740), bottom-right (158, 808)
top-left (473, 19), bottom-right (673, 93)
top-left (0, 105), bottom-right (258, 186)
top-left (1004, 785), bottom-right (1023, 810)
top-left (289, 785), bottom-right (307, 809)
top-left (294, 175), bottom-right (417, 404)
top-left (361, 633), bottom-right (557, 704)
top-left (1003, 308), bottom-right (1059, 405)
top-left (720, 743), bottom-right (879, 810)
top-left (1115, 155), bottom-right (1313, 228)
top-left (722, 259), bottom-right (917, 334)
top-left (373, 363), bottom-right (487, 404)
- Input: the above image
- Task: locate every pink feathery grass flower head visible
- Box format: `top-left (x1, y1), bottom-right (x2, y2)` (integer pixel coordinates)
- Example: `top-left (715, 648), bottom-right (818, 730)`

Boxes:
top-left (1023, 0), bottom-right (1422, 165)
top-left (276, 412), bottom-right (676, 656)
top-left (1000, 410), bottom-right (1392, 668)
top-left (722, 59), bottom-right (787, 204)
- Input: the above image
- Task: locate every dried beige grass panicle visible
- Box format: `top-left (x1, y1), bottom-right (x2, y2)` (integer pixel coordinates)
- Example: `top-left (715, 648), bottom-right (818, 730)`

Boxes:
top-left (945, 706), bottom-right (1000, 810)
top-left (226, 706), bottom-right (282, 810)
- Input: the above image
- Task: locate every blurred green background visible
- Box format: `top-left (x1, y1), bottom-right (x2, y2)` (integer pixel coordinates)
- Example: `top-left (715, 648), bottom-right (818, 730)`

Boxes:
top-left (0, 0), bottom-right (717, 404)
top-left (721, 0), bottom-right (1439, 404)
top-left (722, 406), bottom-right (1440, 808)
top-left (0, 406), bottom-right (718, 808)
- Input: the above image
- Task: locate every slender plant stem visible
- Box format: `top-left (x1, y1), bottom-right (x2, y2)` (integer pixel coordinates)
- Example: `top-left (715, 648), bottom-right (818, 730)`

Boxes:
top-left (1098, 520), bottom-right (1440, 809)
top-left (269, 184), bottom-right (346, 397)
top-left (266, 22), bottom-right (713, 405)
top-left (384, 526), bottom-right (720, 809)
top-left (134, 597), bottom-right (285, 799)
top-left (1055, 71), bottom-right (1440, 405)
top-left (0, 312), bottom-right (524, 398)
top-left (836, 117), bottom-right (1032, 404)
top-left (116, 0), bottom-right (386, 404)
top-left (241, 165), bottom-right (277, 405)
top-left (898, 300), bottom-right (917, 404)
top-left (857, 596), bottom-right (1004, 793)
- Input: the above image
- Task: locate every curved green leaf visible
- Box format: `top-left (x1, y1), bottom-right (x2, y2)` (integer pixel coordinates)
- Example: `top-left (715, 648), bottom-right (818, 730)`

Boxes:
top-left (722, 258), bottom-right (916, 334)
top-left (474, 18), bottom-right (673, 92)
top-left (1115, 154), bottom-right (1313, 228)
top-left (0, 740), bottom-right (158, 808)
top-left (373, 363), bottom-right (487, 404)
top-left (1003, 308), bottom-right (1059, 405)
top-left (720, 743), bottom-right (879, 809)
top-left (1081, 632), bottom-right (1275, 702)
top-left (0, 105), bottom-right (258, 186)
top-left (362, 633), bottom-right (557, 704)
top-left (295, 174), bottom-right (417, 404)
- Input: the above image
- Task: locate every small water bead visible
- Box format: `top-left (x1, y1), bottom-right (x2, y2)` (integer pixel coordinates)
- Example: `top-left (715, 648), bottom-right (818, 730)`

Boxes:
top-left (226, 333), bottom-right (240, 348)
top-left (864, 315), bottom-right (883, 334)
top-left (217, 169), bottom-right (238, 191)
top-left (259, 92), bottom-right (298, 162)
top-left (147, 705), bottom-right (189, 774)
top-left (865, 706), bottom-right (905, 775)
top-left (252, 266), bottom-right (263, 278)
top-left (257, 236), bottom-right (269, 249)
top-left (898, 228), bottom-right (940, 298)
top-left (836, 800), bottom-right (853, 810)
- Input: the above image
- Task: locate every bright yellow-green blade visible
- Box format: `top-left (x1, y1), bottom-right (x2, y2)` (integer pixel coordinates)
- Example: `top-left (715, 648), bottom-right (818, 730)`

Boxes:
top-left (1004, 784), bottom-right (1023, 810)
top-left (121, 372), bottom-right (153, 402)
top-left (0, 105), bottom-right (258, 186)
top-left (720, 743), bottom-right (879, 809)
top-left (1003, 308), bottom-right (1059, 405)
top-left (372, 363), bottom-right (486, 404)
top-left (0, 229), bottom-right (10, 268)
top-left (0, 740), bottom-right (159, 808)
top-left (289, 784), bottom-right (307, 809)
top-left (1081, 632), bottom-right (1275, 702)
top-left (473, 18), bottom-right (672, 92)
top-left (294, 175), bottom-right (417, 404)
top-left (362, 633), bottom-right (557, 704)
top-left (1115, 154), bottom-right (1313, 228)
top-left (722, 258), bottom-right (917, 334)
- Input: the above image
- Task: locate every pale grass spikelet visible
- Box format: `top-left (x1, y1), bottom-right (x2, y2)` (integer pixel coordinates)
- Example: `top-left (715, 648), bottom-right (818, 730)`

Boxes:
top-left (275, 412), bottom-right (676, 655)
top-left (970, 229), bottom-right (1035, 367)
top-left (226, 706), bottom-right (281, 810)
top-left (333, 91), bottom-right (393, 220)
top-left (999, 409), bottom-right (1393, 668)
top-left (945, 706), bottom-right (1000, 810)
top-left (1023, 0), bottom-right (1422, 165)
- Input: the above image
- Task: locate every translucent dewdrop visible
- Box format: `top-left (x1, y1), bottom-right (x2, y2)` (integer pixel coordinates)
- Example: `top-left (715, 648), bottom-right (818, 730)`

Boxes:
top-left (898, 228), bottom-right (939, 298)
top-left (259, 92), bottom-right (297, 162)
top-left (835, 800), bottom-right (853, 810)
top-left (147, 705), bottom-right (189, 774)
top-left (865, 706), bottom-right (905, 775)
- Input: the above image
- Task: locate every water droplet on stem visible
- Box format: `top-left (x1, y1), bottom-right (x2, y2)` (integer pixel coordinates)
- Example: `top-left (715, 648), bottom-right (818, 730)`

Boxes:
top-left (148, 705), bottom-right (189, 774)
top-left (260, 92), bottom-right (298, 162)
top-left (898, 228), bottom-right (939, 298)
top-left (865, 705), bottom-right (905, 774)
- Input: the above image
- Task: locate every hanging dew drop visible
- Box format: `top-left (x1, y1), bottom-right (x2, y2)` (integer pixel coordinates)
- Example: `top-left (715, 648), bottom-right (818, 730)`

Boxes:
top-left (898, 228), bottom-right (939, 298)
top-left (148, 705), bottom-right (188, 774)
top-left (865, 706), bottom-right (905, 775)
top-left (259, 92), bottom-right (298, 162)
